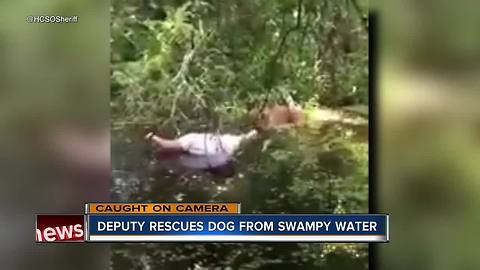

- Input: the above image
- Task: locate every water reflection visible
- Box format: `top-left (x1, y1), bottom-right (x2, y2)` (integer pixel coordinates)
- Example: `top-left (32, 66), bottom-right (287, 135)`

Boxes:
top-left (111, 121), bottom-right (368, 269)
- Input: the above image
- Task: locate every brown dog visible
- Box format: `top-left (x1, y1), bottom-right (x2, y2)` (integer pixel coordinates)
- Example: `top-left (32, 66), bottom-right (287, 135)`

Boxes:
top-left (253, 103), bottom-right (367, 130)
top-left (254, 104), bottom-right (304, 130)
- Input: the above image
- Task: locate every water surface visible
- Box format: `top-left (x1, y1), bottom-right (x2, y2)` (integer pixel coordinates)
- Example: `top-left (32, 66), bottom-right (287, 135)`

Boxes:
top-left (111, 121), bottom-right (369, 269)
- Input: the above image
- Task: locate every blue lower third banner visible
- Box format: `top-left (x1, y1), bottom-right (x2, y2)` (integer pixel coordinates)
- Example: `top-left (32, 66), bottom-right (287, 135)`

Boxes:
top-left (87, 214), bottom-right (389, 242)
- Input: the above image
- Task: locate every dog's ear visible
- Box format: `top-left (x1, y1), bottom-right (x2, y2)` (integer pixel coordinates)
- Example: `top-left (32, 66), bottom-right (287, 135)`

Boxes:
top-left (247, 107), bottom-right (262, 129)
top-left (248, 107), bottom-right (260, 118)
top-left (284, 94), bottom-right (296, 106)
top-left (247, 105), bottom-right (270, 131)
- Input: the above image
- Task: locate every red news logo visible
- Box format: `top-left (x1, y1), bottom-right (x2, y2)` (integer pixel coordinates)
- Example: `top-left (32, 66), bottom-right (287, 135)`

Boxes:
top-left (36, 215), bottom-right (85, 242)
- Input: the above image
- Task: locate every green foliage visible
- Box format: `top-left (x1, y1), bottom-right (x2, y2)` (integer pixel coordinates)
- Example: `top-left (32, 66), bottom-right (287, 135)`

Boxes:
top-left (111, 1), bottom-right (369, 269)
top-left (111, 0), bottom-right (368, 130)
top-left (111, 126), bottom-right (369, 269)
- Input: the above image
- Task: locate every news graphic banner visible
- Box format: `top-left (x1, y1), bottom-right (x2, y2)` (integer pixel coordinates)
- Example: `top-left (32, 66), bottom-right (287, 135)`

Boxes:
top-left (36, 203), bottom-right (389, 243)
top-left (87, 214), bottom-right (388, 242)
top-left (36, 215), bottom-right (85, 242)
top-left (85, 202), bottom-right (241, 214)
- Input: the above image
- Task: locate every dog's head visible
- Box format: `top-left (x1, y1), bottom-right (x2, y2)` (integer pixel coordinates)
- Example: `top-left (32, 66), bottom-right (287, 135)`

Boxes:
top-left (250, 104), bottom-right (303, 131)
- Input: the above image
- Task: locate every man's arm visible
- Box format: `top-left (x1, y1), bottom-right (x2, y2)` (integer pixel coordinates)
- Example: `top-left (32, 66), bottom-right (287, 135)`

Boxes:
top-left (145, 132), bottom-right (185, 152)
top-left (242, 129), bottom-right (258, 142)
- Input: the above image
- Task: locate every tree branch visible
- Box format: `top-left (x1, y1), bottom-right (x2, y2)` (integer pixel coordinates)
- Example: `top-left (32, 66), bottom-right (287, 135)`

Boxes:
top-left (273, 0), bottom-right (304, 61)
top-left (263, 0), bottom-right (304, 94)
top-left (349, 0), bottom-right (368, 32)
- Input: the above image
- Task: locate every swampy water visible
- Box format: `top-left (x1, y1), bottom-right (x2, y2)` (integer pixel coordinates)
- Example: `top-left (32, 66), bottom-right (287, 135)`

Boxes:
top-left (111, 122), bottom-right (369, 270)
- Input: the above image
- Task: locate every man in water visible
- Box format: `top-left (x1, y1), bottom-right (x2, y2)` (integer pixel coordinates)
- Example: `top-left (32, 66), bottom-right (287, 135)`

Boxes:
top-left (145, 129), bottom-right (258, 156)
top-left (145, 129), bottom-right (259, 176)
